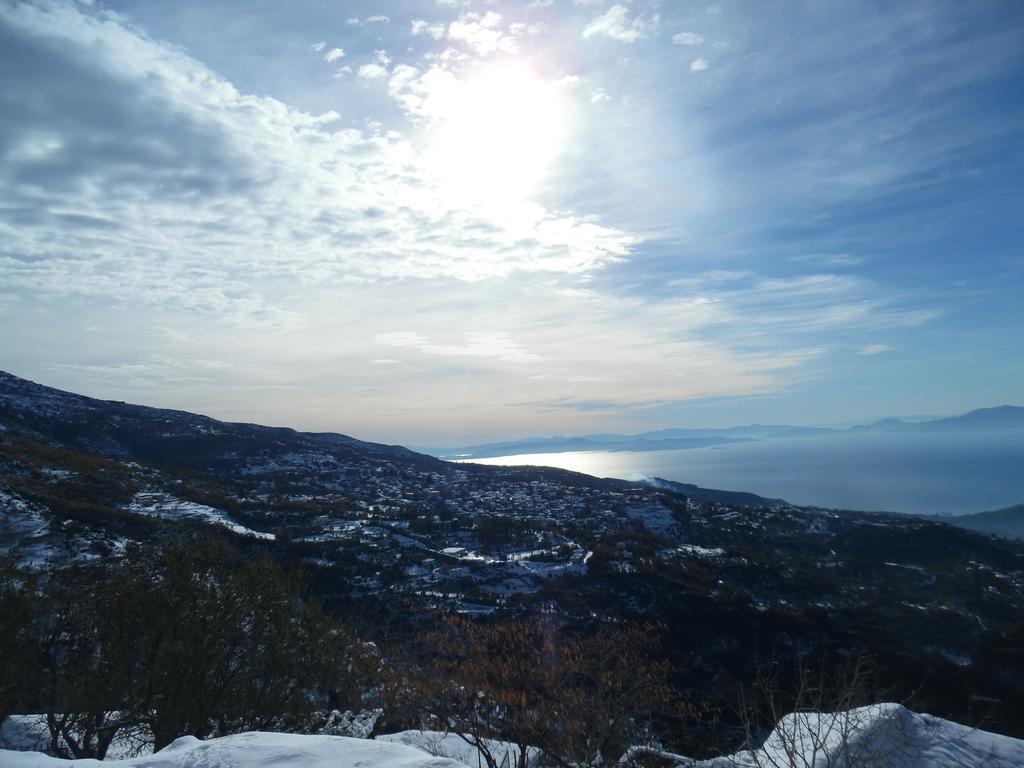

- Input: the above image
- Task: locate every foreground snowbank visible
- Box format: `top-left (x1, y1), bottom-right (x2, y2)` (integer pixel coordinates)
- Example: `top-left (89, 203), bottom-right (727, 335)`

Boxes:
top-left (2, 705), bottom-right (1023, 768)
top-left (696, 703), bottom-right (1024, 768)
top-left (0, 731), bottom-right (466, 768)
top-left (379, 730), bottom-right (541, 768)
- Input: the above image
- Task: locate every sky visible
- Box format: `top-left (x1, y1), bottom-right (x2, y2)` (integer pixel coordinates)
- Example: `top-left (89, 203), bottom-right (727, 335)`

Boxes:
top-left (0, 0), bottom-right (1022, 445)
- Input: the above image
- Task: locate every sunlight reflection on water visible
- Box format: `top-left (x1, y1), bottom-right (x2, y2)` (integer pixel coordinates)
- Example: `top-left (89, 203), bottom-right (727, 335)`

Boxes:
top-left (464, 430), bottom-right (1024, 515)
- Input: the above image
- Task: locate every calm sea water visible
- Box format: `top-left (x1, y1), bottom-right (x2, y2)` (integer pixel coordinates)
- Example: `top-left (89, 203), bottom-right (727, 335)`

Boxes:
top-left (469, 429), bottom-right (1024, 515)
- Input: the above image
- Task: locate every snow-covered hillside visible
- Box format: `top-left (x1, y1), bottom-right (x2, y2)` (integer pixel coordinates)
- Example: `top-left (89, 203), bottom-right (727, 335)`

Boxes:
top-left (2, 706), bottom-right (1023, 768)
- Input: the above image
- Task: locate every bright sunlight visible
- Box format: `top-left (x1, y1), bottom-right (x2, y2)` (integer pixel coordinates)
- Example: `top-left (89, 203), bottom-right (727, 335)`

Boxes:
top-left (422, 61), bottom-right (571, 207)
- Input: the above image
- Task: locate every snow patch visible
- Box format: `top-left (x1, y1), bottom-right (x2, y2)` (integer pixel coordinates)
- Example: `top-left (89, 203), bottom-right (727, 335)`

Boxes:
top-left (125, 491), bottom-right (275, 540)
top-left (40, 468), bottom-right (74, 481)
top-left (677, 544), bottom-right (725, 558)
top-left (0, 486), bottom-right (53, 567)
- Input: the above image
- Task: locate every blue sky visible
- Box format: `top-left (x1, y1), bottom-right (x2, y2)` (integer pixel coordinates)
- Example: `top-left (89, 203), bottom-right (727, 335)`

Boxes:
top-left (0, 0), bottom-right (1022, 444)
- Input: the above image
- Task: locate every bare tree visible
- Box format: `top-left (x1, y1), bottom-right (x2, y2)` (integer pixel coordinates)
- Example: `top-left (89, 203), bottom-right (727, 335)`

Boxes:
top-left (729, 653), bottom-right (935, 768)
top-left (408, 617), bottom-right (691, 768)
top-left (21, 538), bottom-right (362, 757)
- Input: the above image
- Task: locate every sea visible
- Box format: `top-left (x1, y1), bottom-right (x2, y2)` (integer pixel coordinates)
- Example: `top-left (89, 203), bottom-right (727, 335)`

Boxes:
top-left (467, 429), bottom-right (1024, 516)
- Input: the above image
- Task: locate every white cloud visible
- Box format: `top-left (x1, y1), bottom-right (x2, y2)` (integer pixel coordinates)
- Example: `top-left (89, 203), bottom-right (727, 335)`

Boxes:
top-left (448, 12), bottom-right (517, 55)
top-left (0, 0), bottom-right (635, 322)
top-left (858, 344), bottom-right (893, 356)
top-left (358, 63), bottom-right (389, 79)
top-left (690, 57), bottom-right (709, 72)
top-left (672, 32), bottom-right (704, 46)
top-left (358, 50), bottom-right (391, 78)
top-left (324, 47), bottom-right (345, 63)
top-left (411, 19), bottom-right (446, 40)
top-left (705, 274), bottom-right (938, 336)
top-left (348, 15), bottom-right (391, 27)
top-left (349, 278), bottom-right (823, 431)
top-left (582, 5), bottom-right (658, 43)
top-left (310, 41), bottom-right (326, 52)
top-left (373, 331), bottom-right (543, 364)
top-left (590, 87), bottom-right (610, 103)
top-left (0, 0), bottom-right (963, 440)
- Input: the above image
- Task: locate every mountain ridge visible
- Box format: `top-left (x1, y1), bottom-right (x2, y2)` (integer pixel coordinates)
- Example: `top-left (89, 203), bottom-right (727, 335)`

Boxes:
top-left (422, 405), bottom-right (1024, 459)
top-left (0, 370), bottom-right (783, 508)
top-left (934, 502), bottom-right (1024, 540)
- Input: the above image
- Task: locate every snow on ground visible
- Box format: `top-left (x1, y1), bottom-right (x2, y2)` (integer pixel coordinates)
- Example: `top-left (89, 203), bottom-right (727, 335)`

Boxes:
top-left (40, 468), bottom-right (75, 482)
top-left (3, 707), bottom-right (1023, 768)
top-left (125, 491), bottom-right (275, 540)
top-left (676, 544), bottom-right (725, 558)
top-left (0, 716), bottom-right (149, 760)
top-left (0, 732), bottom-right (466, 768)
top-left (0, 716), bottom-right (50, 754)
top-left (0, 487), bottom-right (49, 540)
top-left (0, 486), bottom-right (54, 567)
top-left (623, 502), bottom-right (677, 536)
top-left (696, 703), bottom-right (1024, 768)
top-left (379, 730), bottom-right (541, 768)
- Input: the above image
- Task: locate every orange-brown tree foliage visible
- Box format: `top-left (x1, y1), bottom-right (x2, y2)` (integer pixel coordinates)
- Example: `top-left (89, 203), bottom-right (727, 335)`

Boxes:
top-left (397, 616), bottom-right (693, 768)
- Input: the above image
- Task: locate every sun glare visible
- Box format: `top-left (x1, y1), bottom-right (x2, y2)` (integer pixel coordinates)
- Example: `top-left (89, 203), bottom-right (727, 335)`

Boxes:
top-left (423, 62), bottom-right (571, 208)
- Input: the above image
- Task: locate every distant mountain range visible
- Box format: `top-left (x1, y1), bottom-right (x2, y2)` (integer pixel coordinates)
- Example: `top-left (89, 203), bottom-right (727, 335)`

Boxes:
top-left (421, 405), bottom-right (1024, 460)
top-left (2, 369), bottom-right (1019, 538)
top-left (932, 503), bottom-right (1024, 541)
top-left (851, 405), bottom-right (1024, 433)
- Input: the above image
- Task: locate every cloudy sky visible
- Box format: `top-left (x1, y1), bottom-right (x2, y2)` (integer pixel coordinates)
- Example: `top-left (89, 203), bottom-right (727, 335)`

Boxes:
top-left (1, 0), bottom-right (1022, 444)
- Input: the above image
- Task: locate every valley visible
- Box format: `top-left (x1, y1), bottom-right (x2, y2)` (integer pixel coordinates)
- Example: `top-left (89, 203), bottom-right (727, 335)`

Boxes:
top-left (3, 370), bottom-right (1024, 747)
